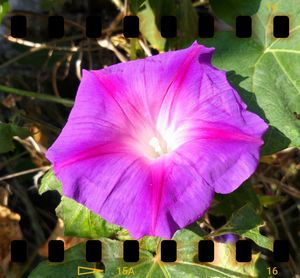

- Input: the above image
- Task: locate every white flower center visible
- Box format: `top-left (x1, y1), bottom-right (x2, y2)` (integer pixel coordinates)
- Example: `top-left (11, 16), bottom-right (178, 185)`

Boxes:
top-left (148, 136), bottom-right (168, 158)
top-left (149, 137), bottom-right (163, 155)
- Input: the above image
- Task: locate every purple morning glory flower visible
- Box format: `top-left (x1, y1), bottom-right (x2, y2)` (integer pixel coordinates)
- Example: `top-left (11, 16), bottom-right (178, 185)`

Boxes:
top-left (46, 42), bottom-right (268, 239)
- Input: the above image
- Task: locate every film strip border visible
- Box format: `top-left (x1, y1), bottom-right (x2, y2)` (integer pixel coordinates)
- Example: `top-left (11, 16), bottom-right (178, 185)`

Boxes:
top-left (9, 14), bottom-right (290, 39)
top-left (11, 239), bottom-right (289, 263)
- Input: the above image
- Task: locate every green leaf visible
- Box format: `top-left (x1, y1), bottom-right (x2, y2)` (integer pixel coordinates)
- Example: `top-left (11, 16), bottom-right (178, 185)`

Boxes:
top-left (0, 123), bottom-right (30, 153)
top-left (30, 233), bottom-right (268, 278)
top-left (168, 0), bottom-right (199, 50)
top-left (258, 195), bottom-right (287, 208)
top-left (210, 0), bottom-right (261, 26)
top-left (29, 242), bottom-right (104, 278)
top-left (0, 0), bottom-right (10, 23)
top-left (102, 229), bottom-right (265, 278)
top-left (56, 197), bottom-right (123, 238)
top-left (139, 236), bottom-right (162, 254)
top-left (39, 170), bottom-right (124, 239)
top-left (210, 181), bottom-right (261, 218)
top-left (212, 203), bottom-right (273, 251)
top-left (130, 0), bottom-right (198, 51)
top-left (208, 241), bottom-right (269, 278)
top-left (202, 0), bottom-right (300, 154)
top-left (141, 224), bottom-right (205, 254)
top-left (128, 0), bottom-right (146, 14)
top-left (39, 169), bottom-right (63, 195)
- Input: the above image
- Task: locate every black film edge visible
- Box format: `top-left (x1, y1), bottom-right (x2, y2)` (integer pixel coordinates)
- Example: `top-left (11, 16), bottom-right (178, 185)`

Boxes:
top-left (9, 15), bottom-right (290, 39)
top-left (10, 239), bottom-right (290, 263)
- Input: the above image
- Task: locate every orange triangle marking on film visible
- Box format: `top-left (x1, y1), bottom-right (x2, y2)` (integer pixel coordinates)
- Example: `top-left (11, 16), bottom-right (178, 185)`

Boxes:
top-left (77, 266), bottom-right (103, 275)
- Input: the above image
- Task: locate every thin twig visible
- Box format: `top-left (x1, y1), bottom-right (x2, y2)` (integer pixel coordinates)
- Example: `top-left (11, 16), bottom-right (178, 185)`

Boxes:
top-left (33, 171), bottom-right (45, 189)
top-left (3, 35), bottom-right (80, 52)
top-left (110, 0), bottom-right (124, 10)
top-left (138, 39), bottom-right (152, 57)
top-left (76, 42), bottom-right (83, 80)
top-left (13, 136), bottom-right (47, 165)
top-left (52, 57), bottom-right (64, 97)
top-left (27, 136), bottom-right (44, 154)
top-left (52, 53), bottom-right (71, 97)
top-left (193, 0), bottom-right (209, 7)
top-left (104, 11), bottom-right (124, 37)
top-left (124, 0), bottom-right (128, 16)
top-left (62, 52), bottom-right (73, 79)
top-left (256, 174), bottom-right (300, 198)
top-left (97, 37), bottom-right (128, 62)
top-left (2, 34), bottom-right (106, 54)
top-left (0, 166), bottom-right (50, 181)
top-left (0, 34), bottom-right (84, 69)
top-left (87, 39), bottom-right (93, 70)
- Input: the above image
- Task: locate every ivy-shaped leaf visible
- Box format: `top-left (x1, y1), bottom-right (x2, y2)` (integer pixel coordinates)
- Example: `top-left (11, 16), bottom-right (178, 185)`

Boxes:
top-left (202, 0), bottom-right (300, 154)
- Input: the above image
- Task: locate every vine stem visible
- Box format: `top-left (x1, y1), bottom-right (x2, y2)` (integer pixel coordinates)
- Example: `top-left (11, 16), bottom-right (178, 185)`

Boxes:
top-left (0, 84), bottom-right (74, 106)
